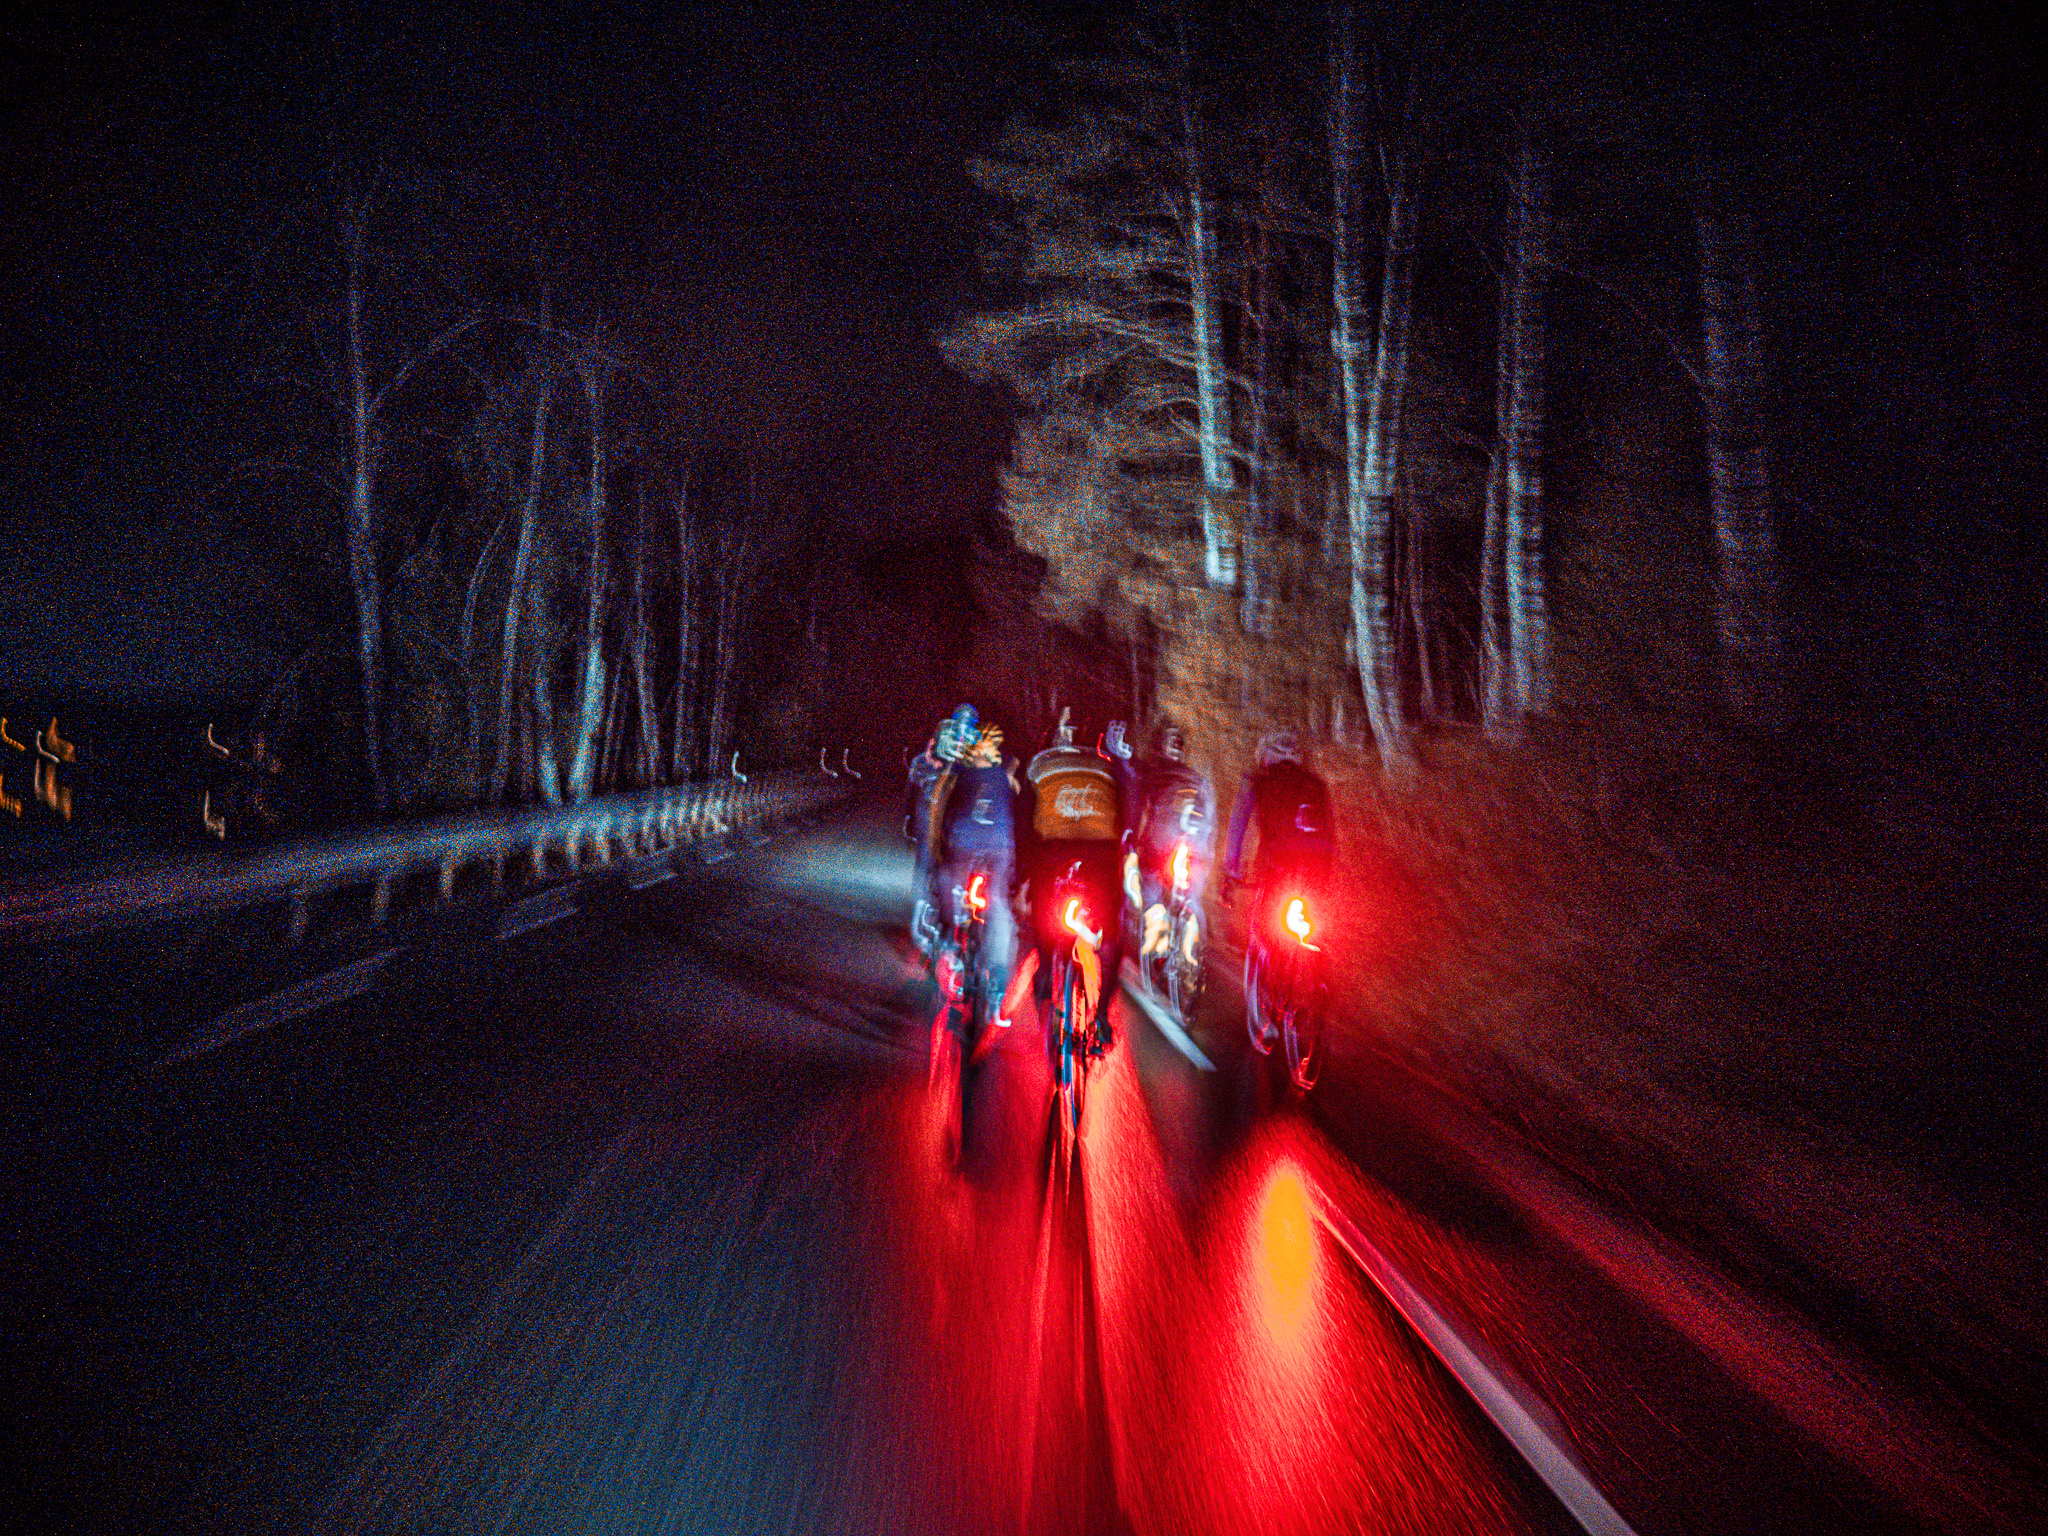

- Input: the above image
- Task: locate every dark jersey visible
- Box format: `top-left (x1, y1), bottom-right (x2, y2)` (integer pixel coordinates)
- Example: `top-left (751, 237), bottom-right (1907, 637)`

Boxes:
top-left (1225, 760), bottom-right (1334, 882)
top-left (938, 760), bottom-right (1017, 859)
top-left (1134, 759), bottom-right (1215, 862)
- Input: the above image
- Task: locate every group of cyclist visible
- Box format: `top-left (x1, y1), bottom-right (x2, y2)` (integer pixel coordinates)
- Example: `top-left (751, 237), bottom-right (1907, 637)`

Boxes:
top-left (903, 699), bottom-right (1336, 1059)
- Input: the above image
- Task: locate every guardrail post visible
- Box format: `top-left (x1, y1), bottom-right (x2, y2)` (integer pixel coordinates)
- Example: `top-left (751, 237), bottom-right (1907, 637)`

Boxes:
top-left (372, 872), bottom-right (392, 925)
top-left (440, 859), bottom-right (458, 900)
top-left (531, 837), bottom-right (548, 880)
top-left (287, 887), bottom-right (309, 945)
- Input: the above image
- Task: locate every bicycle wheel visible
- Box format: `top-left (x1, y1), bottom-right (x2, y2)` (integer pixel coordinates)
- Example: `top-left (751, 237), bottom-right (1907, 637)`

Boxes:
top-left (1166, 908), bottom-right (1203, 1025)
top-left (1282, 983), bottom-right (1321, 1092)
top-left (1245, 940), bottom-right (1272, 1055)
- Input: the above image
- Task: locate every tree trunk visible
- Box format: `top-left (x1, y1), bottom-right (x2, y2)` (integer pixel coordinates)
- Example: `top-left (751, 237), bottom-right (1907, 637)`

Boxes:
top-left (566, 328), bottom-right (610, 803)
top-left (1506, 116), bottom-right (1552, 722)
top-left (707, 514), bottom-right (755, 778)
top-left (491, 302), bottom-right (553, 804)
top-left (458, 511), bottom-right (509, 799)
top-left (1240, 139), bottom-right (1277, 634)
top-left (1696, 137), bottom-right (1782, 722)
top-left (529, 545), bottom-right (562, 806)
top-left (343, 215), bottom-right (389, 812)
top-left (1337, 13), bottom-right (1414, 770)
top-left (670, 476), bottom-right (698, 780)
top-left (598, 657), bottom-right (626, 790)
top-left (1405, 502), bottom-right (1437, 722)
top-left (631, 481), bottom-right (658, 785)
top-left (1480, 176), bottom-right (1513, 737)
top-left (1178, 13), bottom-right (1236, 590)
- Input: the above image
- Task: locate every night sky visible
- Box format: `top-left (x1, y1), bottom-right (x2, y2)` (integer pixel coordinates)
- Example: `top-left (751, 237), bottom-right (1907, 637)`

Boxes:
top-left (3, 0), bottom-right (2043, 704)
top-left (1, 0), bottom-right (1055, 699)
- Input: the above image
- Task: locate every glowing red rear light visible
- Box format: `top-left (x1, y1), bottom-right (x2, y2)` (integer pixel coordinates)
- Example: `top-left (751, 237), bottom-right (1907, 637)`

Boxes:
top-left (1171, 841), bottom-right (1190, 889)
top-left (1284, 897), bottom-right (1316, 948)
top-left (1062, 897), bottom-right (1101, 949)
top-left (968, 872), bottom-right (988, 912)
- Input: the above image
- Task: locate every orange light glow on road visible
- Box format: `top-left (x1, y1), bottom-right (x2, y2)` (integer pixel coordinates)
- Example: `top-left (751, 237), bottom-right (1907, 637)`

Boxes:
top-left (1257, 1163), bottom-right (1319, 1342)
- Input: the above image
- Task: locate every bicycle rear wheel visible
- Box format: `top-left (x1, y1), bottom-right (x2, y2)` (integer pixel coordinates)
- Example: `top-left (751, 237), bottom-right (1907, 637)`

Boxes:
top-left (1053, 952), bottom-right (1085, 1155)
top-left (1245, 941), bottom-right (1272, 1054)
top-left (1165, 907), bottom-right (1203, 1025)
top-left (1282, 988), bottom-right (1321, 1091)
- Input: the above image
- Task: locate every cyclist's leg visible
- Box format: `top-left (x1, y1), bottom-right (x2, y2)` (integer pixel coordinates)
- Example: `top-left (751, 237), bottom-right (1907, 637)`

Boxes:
top-left (1088, 844), bottom-right (1122, 1052)
top-left (980, 851), bottom-right (1016, 1027)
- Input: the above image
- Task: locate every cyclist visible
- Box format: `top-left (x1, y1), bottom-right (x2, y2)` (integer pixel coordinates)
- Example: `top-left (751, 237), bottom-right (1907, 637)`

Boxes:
top-left (1221, 729), bottom-right (1335, 1044)
top-left (1127, 722), bottom-right (1216, 972)
top-left (1020, 708), bottom-right (1124, 1053)
top-left (929, 717), bottom-right (1020, 1025)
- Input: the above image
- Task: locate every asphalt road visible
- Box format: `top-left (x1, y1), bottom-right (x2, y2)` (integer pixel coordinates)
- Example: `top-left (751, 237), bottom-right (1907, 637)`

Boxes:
top-left (0, 803), bottom-right (1939, 1534)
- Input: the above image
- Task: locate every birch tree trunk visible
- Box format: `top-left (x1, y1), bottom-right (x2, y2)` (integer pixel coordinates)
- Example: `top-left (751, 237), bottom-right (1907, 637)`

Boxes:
top-left (1330, 2), bottom-right (1370, 629)
top-left (670, 478), bottom-right (698, 781)
top-left (566, 329), bottom-right (610, 803)
top-left (1695, 139), bottom-right (1782, 722)
top-left (598, 661), bottom-right (626, 790)
top-left (342, 212), bottom-right (389, 812)
top-left (459, 511), bottom-right (508, 798)
top-left (1240, 143), bottom-right (1276, 634)
top-left (1337, 14), bottom-right (1415, 769)
top-left (491, 304), bottom-right (553, 804)
top-left (1178, 15), bottom-right (1236, 590)
top-left (529, 545), bottom-right (562, 806)
top-left (706, 515), bottom-right (756, 779)
top-left (1479, 251), bottom-right (1511, 735)
top-left (631, 481), bottom-right (658, 785)
top-left (1505, 117), bottom-right (1552, 721)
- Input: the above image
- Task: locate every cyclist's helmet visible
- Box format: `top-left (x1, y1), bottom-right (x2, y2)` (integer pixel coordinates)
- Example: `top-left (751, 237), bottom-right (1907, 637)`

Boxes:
top-left (937, 703), bottom-right (980, 763)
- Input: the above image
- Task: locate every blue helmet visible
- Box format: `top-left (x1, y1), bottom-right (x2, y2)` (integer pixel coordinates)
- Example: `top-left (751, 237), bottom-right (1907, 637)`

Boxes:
top-left (936, 703), bottom-right (980, 763)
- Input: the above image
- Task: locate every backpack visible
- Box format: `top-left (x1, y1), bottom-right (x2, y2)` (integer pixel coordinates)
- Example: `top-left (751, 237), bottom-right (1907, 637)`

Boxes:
top-left (1027, 747), bottom-right (1119, 842)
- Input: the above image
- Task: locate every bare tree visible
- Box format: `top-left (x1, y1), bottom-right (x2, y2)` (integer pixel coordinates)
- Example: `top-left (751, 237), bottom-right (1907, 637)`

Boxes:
top-left (1175, 6), bottom-right (1237, 589)
top-left (1504, 114), bottom-right (1553, 725)
top-left (706, 493), bottom-right (764, 777)
top-left (630, 480), bottom-right (660, 784)
top-left (490, 307), bottom-right (555, 804)
top-left (1335, 5), bottom-right (1416, 769)
top-left (327, 186), bottom-right (483, 811)
top-left (1695, 132), bottom-right (1781, 721)
top-left (670, 474), bottom-right (700, 780)
top-left (565, 321), bottom-right (612, 802)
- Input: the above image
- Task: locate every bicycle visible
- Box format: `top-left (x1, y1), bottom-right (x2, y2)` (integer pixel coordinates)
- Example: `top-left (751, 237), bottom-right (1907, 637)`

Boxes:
top-left (1243, 884), bottom-right (1324, 1092)
top-left (1044, 859), bottom-right (1109, 1161)
top-left (929, 863), bottom-right (999, 1163)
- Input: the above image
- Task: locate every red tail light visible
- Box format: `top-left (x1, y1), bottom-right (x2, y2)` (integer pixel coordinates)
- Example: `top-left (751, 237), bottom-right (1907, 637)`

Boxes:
top-left (967, 871), bottom-right (988, 913)
top-left (1284, 897), bottom-right (1318, 949)
top-left (1170, 841), bottom-right (1190, 891)
top-left (1063, 897), bottom-right (1101, 948)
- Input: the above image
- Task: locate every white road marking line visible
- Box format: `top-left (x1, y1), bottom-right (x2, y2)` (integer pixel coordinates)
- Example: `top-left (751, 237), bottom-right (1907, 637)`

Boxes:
top-left (624, 863), bottom-right (676, 890)
top-left (158, 948), bottom-right (402, 1069)
top-left (494, 888), bottom-right (578, 940)
top-left (315, 1124), bottom-right (642, 1533)
top-left (1118, 960), bottom-right (1215, 1072)
top-left (1311, 1188), bottom-right (1640, 1536)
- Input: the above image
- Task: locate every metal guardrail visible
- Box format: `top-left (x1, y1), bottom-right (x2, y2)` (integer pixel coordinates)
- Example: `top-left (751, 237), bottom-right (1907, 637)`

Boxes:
top-left (0, 770), bottom-right (849, 948)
